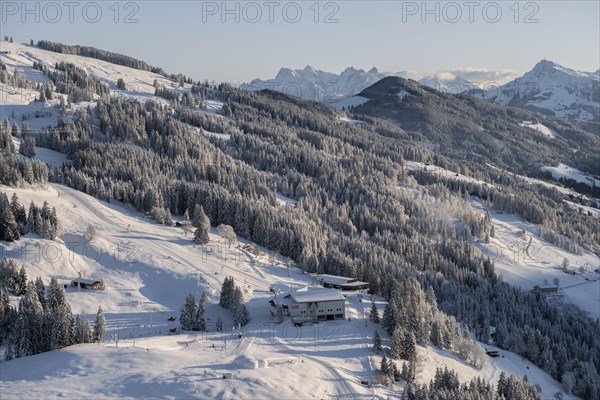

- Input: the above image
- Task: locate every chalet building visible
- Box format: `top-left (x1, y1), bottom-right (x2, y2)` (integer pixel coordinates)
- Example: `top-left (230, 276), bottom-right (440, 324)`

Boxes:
top-left (532, 285), bottom-right (559, 294)
top-left (71, 278), bottom-right (104, 290)
top-left (286, 286), bottom-right (346, 321)
top-left (314, 274), bottom-right (370, 291)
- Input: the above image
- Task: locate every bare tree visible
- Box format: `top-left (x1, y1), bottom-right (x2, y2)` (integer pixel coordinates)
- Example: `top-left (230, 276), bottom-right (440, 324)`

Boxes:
top-left (217, 224), bottom-right (236, 247)
top-left (85, 224), bottom-right (96, 241)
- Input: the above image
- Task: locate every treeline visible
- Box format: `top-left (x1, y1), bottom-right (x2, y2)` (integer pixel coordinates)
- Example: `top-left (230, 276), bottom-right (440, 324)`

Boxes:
top-left (378, 277), bottom-right (486, 370)
top-left (0, 258), bottom-right (28, 295)
top-left (35, 61), bottom-right (110, 102)
top-left (0, 193), bottom-right (59, 242)
top-left (402, 369), bottom-right (540, 400)
top-left (180, 292), bottom-right (207, 331)
top-left (0, 277), bottom-right (105, 360)
top-left (36, 40), bottom-right (195, 85)
top-left (219, 276), bottom-right (249, 327)
top-left (411, 167), bottom-right (599, 252)
top-left (0, 60), bottom-right (38, 90)
top-left (1, 120), bottom-right (48, 186)
top-left (37, 40), bottom-right (166, 76)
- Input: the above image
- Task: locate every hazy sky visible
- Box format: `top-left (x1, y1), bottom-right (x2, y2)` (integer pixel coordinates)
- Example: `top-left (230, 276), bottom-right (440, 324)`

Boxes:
top-left (2, 1), bottom-right (599, 82)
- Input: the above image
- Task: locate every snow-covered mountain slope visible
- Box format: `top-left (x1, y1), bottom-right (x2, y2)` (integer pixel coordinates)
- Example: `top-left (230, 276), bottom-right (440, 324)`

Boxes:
top-left (0, 183), bottom-right (572, 399)
top-left (242, 65), bottom-right (387, 103)
top-left (482, 60), bottom-right (600, 121)
top-left (244, 59), bottom-right (600, 122)
top-left (397, 167), bottom-right (600, 321)
top-left (0, 41), bottom-right (186, 105)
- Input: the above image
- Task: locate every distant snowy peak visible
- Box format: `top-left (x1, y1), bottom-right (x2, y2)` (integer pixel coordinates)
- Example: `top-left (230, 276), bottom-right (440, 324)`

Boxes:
top-left (242, 66), bottom-right (388, 102)
top-left (244, 66), bottom-right (519, 103)
top-left (482, 60), bottom-right (600, 121)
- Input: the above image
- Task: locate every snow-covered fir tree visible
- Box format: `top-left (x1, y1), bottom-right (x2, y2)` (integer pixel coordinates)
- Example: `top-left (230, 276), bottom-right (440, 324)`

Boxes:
top-left (372, 328), bottom-right (382, 353)
top-left (93, 306), bottom-right (105, 343)
top-left (180, 293), bottom-right (196, 331)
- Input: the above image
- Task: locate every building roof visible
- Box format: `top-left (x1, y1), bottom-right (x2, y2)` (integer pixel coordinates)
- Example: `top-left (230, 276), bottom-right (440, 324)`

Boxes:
top-left (72, 278), bottom-right (101, 285)
top-left (340, 280), bottom-right (370, 288)
top-left (314, 274), bottom-right (353, 285)
top-left (290, 286), bottom-right (346, 303)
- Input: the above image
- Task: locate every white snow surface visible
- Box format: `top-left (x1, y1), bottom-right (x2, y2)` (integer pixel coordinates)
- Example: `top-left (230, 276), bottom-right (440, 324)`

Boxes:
top-left (469, 200), bottom-right (600, 320)
top-left (0, 41), bottom-right (180, 104)
top-left (12, 137), bottom-right (69, 167)
top-left (542, 164), bottom-right (600, 188)
top-left (0, 184), bottom-right (572, 399)
top-left (519, 121), bottom-right (560, 139)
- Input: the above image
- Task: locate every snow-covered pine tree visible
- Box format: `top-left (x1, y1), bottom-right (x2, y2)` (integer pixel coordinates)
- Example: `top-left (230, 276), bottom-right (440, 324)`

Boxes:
top-left (232, 286), bottom-right (249, 326)
top-left (403, 331), bottom-right (417, 361)
top-left (369, 301), bottom-right (380, 323)
top-left (14, 282), bottom-right (44, 356)
top-left (19, 135), bottom-right (36, 158)
top-left (180, 293), bottom-right (196, 330)
top-left (392, 361), bottom-right (400, 382)
top-left (430, 320), bottom-right (442, 347)
top-left (373, 328), bottom-right (382, 353)
top-left (34, 277), bottom-right (45, 309)
top-left (233, 302), bottom-right (249, 327)
top-left (0, 193), bottom-right (20, 242)
top-left (47, 278), bottom-right (73, 349)
top-left (219, 277), bottom-right (235, 310)
top-left (381, 354), bottom-right (390, 375)
top-left (215, 314), bottom-right (223, 331)
top-left (462, 325), bottom-right (470, 341)
top-left (390, 325), bottom-right (404, 359)
top-left (73, 313), bottom-right (92, 344)
top-left (193, 292), bottom-right (207, 331)
top-left (382, 301), bottom-right (396, 335)
top-left (0, 289), bottom-right (12, 343)
top-left (16, 265), bottom-right (27, 295)
top-left (93, 306), bottom-right (105, 343)
top-left (197, 205), bottom-right (211, 242)
top-left (9, 193), bottom-right (27, 234)
top-left (193, 226), bottom-right (210, 245)
top-left (192, 204), bottom-right (209, 228)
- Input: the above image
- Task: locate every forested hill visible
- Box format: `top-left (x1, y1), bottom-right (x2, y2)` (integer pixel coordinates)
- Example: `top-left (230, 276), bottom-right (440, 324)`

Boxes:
top-left (1, 40), bottom-right (599, 398)
top-left (353, 76), bottom-right (599, 180)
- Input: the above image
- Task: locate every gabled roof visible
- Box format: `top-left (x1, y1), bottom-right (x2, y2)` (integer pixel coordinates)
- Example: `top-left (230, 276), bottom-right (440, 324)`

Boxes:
top-left (290, 286), bottom-right (346, 303)
top-left (72, 278), bottom-right (101, 285)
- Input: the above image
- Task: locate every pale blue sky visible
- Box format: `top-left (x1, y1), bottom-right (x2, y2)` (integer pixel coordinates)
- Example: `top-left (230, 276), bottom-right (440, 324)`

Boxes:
top-left (1, 1), bottom-right (598, 82)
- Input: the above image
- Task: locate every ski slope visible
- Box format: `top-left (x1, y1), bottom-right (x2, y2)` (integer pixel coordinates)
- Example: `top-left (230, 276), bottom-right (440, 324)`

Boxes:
top-left (0, 183), bottom-right (572, 399)
top-left (519, 121), bottom-right (560, 139)
top-left (542, 164), bottom-right (600, 188)
top-left (0, 41), bottom-right (179, 103)
top-left (470, 200), bottom-right (600, 320)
